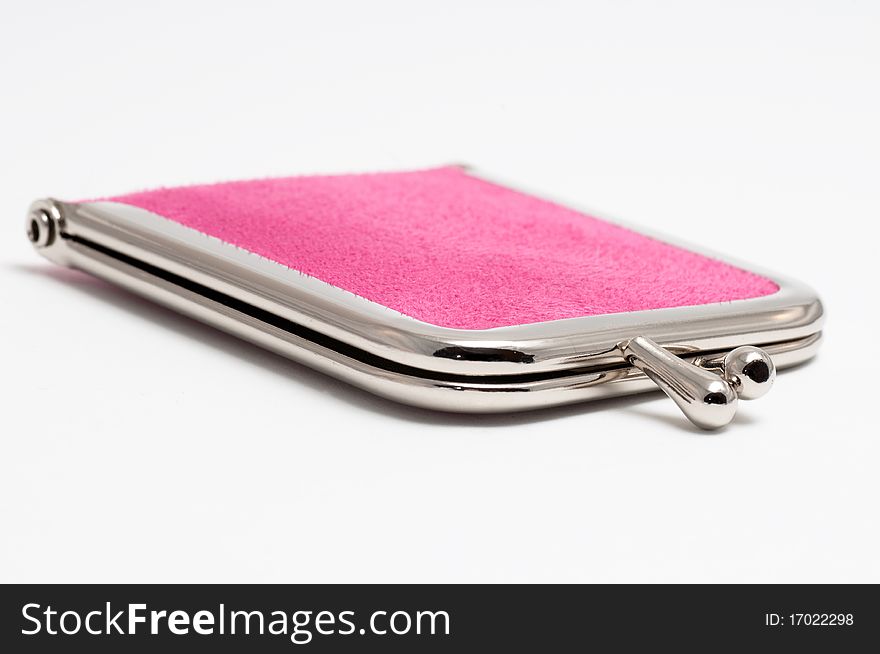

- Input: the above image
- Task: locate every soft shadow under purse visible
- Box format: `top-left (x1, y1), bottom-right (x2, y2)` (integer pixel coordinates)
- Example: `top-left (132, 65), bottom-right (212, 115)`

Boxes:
top-left (26, 166), bottom-right (823, 429)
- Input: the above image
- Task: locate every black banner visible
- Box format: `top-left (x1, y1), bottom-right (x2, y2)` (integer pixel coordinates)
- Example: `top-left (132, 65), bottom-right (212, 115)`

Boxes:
top-left (1, 584), bottom-right (875, 652)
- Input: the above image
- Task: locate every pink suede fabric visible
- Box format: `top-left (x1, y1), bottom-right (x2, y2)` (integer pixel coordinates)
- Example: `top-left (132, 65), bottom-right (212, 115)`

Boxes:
top-left (102, 167), bottom-right (778, 329)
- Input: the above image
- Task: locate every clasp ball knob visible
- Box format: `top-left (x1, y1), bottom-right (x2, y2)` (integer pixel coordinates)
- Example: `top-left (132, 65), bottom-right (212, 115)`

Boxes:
top-left (722, 346), bottom-right (776, 400)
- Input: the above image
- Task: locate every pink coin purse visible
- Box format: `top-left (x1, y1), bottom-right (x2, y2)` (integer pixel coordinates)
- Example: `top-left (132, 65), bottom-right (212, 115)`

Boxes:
top-left (26, 166), bottom-right (823, 428)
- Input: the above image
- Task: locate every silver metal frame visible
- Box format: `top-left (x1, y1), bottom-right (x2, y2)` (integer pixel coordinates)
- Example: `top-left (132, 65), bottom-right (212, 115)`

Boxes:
top-left (25, 167), bottom-right (823, 418)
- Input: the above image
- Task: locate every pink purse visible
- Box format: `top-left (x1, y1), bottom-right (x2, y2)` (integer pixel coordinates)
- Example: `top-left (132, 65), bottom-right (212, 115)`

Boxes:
top-left (26, 166), bottom-right (822, 428)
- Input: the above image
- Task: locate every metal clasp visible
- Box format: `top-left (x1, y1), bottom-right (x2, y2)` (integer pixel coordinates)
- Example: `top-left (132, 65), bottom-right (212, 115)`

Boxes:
top-left (619, 337), bottom-right (776, 429)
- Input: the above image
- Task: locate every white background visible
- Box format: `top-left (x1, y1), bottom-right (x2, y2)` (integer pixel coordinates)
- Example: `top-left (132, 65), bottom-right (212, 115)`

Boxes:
top-left (1, 1), bottom-right (878, 583)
